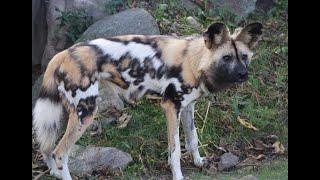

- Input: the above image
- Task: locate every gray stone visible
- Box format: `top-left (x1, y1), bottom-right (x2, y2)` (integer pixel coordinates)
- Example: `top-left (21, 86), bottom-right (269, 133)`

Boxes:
top-left (162, 18), bottom-right (171, 26)
top-left (208, 0), bottom-right (257, 21)
top-left (98, 81), bottom-right (125, 114)
top-left (256, 0), bottom-right (275, 11)
top-left (180, 0), bottom-right (200, 12)
top-left (239, 175), bottom-right (258, 180)
top-left (218, 152), bottom-right (239, 171)
top-left (186, 16), bottom-right (201, 30)
top-left (69, 145), bottom-right (132, 175)
top-left (78, 8), bottom-right (160, 42)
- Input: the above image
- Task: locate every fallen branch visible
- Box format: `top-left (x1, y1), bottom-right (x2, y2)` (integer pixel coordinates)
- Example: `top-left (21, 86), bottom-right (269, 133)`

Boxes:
top-left (33, 168), bottom-right (50, 180)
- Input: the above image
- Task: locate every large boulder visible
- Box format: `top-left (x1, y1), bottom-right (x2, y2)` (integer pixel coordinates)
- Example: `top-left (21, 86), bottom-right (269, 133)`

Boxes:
top-left (78, 8), bottom-right (160, 41)
top-left (68, 145), bottom-right (133, 175)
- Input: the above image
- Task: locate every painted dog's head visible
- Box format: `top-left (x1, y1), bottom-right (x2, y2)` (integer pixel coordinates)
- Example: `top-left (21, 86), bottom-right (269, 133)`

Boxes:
top-left (198, 22), bottom-right (263, 92)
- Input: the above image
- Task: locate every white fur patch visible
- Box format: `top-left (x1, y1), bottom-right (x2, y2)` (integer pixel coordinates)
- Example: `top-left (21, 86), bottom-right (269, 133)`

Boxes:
top-left (181, 88), bottom-right (202, 107)
top-left (58, 81), bottom-right (99, 107)
top-left (170, 133), bottom-right (183, 180)
top-left (89, 38), bottom-right (157, 61)
top-left (33, 99), bottom-right (63, 153)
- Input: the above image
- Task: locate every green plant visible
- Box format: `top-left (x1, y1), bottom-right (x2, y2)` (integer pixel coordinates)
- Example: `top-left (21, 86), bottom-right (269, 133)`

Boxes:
top-left (56, 8), bottom-right (93, 43)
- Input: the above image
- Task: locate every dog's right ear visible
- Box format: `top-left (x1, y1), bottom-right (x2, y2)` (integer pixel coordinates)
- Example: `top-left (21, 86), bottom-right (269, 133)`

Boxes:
top-left (203, 22), bottom-right (230, 49)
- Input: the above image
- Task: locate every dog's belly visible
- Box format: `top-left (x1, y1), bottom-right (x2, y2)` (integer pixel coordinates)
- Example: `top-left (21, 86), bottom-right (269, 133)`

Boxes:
top-left (119, 72), bottom-right (164, 103)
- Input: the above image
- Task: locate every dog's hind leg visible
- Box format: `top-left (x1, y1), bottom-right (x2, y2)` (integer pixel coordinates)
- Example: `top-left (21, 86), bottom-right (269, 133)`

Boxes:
top-left (181, 102), bottom-right (204, 167)
top-left (52, 106), bottom-right (96, 180)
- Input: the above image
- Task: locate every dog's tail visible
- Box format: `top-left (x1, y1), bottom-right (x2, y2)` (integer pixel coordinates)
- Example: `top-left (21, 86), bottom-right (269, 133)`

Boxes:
top-left (33, 51), bottom-right (66, 154)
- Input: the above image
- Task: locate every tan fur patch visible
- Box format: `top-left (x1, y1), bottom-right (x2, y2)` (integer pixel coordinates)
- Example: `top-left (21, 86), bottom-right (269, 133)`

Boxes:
top-left (157, 39), bottom-right (188, 66)
top-left (101, 63), bottom-right (128, 89)
top-left (234, 41), bottom-right (253, 60)
top-left (59, 56), bottom-right (82, 85)
top-left (70, 46), bottom-right (97, 72)
top-left (119, 57), bottom-right (131, 71)
top-left (42, 50), bottom-right (67, 90)
top-left (161, 101), bottom-right (179, 151)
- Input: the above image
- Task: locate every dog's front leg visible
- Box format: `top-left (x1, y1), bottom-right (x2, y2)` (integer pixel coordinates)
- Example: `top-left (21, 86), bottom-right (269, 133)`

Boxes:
top-left (161, 100), bottom-right (183, 180)
top-left (181, 102), bottom-right (204, 167)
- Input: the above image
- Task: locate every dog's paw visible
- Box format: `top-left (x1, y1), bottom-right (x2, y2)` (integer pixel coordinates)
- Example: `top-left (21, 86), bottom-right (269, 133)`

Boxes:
top-left (194, 156), bottom-right (205, 167)
top-left (50, 168), bottom-right (62, 179)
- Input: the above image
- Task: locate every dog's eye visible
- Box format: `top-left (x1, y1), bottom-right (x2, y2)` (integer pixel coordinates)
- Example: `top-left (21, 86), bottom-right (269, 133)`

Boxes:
top-left (223, 55), bottom-right (232, 62)
top-left (241, 54), bottom-right (248, 60)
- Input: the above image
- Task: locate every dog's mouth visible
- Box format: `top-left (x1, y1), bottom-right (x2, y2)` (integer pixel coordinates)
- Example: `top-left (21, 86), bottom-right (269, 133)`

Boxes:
top-left (235, 77), bottom-right (248, 83)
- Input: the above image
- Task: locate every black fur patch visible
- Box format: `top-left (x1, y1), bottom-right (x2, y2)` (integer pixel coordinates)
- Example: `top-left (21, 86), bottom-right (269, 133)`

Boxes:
top-left (96, 54), bottom-right (111, 72)
top-left (157, 64), bottom-right (166, 79)
top-left (76, 96), bottom-right (97, 124)
top-left (133, 78), bottom-right (144, 85)
top-left (231, 39), bottom-right (240, 61)
top-left (181, 84), bottom-right (193, 94)
top-left (38, 87), bottom-right (61, 103)
top-left (107, 37), bottom-right (129, 45)
top-left (166, 65), bottom-right (183, 82)
top-left (163, 83), bottom-right (182, 114)
top-left (138, 85), bottom-right (144, 91)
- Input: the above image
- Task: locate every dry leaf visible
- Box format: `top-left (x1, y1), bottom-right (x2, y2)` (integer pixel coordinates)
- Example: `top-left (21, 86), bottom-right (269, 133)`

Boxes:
top-left (237, 116), bottom-right (259, 131)
top-left (248, 154), bottom-right (265, 160)
top-left (272, 141), bottom-right (285, 154)
top-left (117, 113), bottom-right (132, 129)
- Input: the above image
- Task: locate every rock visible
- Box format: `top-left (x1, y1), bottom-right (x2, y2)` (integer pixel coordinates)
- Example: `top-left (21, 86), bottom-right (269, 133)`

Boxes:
top-left (78, 8), bottom-right (160, 42)
top-left (180, 0), bottom-right (200, 12)
top-left (98, 81), bottom-right (125, 114)
top-left (162, 18), bottom-right (171, 26)
top-left (32, 74), bottom-right (44, 109)
top-left (171, 22), bottom-right (180, 31)
top-left (207, 0), bottom-right (257, 22)
top-left (239, 175), bottom-right (258, 180)
top-left (186, 16), bottom-right (201, 30)
top-left (256, 0), bottom-right (275, 11)
top-left (218, 152), bottom-right (239, 171)
top-left (68, 145), bottom-right (132, 175)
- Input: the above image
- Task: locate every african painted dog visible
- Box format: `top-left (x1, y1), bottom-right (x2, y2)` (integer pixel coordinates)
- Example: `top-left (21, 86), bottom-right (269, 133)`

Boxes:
top-left (33, 22), bottom-right (263, 180)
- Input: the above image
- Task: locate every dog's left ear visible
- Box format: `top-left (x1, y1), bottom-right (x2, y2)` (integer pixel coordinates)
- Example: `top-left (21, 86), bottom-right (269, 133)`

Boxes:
top-left (203, 22), bottom-right (230, 49)
top-left (235, 22), bottom-right (263, 49)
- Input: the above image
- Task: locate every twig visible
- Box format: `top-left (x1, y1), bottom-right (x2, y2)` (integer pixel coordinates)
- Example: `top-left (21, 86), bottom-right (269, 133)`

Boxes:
top-left (200, 101), bottom-right (211, 134)
top-left (33, 168), bottom-right (50, 180)
top-left (197, 137), bottom-right (208, 157)
top-left (195, 110), bottom-right (204, 121)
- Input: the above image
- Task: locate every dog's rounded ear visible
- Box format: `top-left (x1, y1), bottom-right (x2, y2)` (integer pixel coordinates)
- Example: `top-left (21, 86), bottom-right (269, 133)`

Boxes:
top-left (203, 22), bottom-right (230, 49)
top-left (235, 22), bottom-right (263, 49)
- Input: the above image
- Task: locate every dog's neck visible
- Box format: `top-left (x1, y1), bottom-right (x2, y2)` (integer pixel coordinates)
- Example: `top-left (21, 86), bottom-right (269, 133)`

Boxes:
top-left (181, 37), bottom-right (209, 88)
